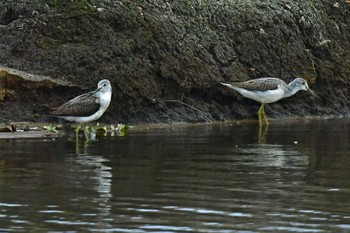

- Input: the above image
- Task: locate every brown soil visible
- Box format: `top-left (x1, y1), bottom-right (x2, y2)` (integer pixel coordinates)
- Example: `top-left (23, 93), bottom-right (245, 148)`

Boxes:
top-left (0, 0), bottom-right (349, 124)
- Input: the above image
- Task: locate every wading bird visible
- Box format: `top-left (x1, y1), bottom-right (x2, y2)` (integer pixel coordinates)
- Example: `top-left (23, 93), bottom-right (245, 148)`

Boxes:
top-left (51, 79), bottom-right (112, 138)
top-left (221, 77), bottom-right (315, 126)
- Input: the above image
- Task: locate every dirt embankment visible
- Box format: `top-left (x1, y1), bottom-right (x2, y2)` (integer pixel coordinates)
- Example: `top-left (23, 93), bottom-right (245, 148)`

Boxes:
top-left (0, 0), bottom-right (349, 124)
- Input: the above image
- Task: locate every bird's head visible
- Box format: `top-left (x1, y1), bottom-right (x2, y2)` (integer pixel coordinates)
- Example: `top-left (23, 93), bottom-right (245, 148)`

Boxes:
top-left (293, 78), bottom-right (317, 97)
top-left (97, 79), bottom-right (112, 93)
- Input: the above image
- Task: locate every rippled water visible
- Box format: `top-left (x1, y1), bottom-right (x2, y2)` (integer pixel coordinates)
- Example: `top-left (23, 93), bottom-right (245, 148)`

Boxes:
top-left (0, 119), bottom-right (350, 232)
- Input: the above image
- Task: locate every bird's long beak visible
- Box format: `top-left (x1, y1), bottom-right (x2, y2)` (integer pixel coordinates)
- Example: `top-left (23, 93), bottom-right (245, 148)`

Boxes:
top-left (308, 88), bottom-right (317, 97)
top-left (304, 81), bottom-right (317, 97)
top-left (94, 86), bottom-right (102, 93)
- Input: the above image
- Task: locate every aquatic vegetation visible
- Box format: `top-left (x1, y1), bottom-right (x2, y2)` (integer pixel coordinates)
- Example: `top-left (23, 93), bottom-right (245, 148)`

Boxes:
top-left (43, 124), bottom-right (58, 133)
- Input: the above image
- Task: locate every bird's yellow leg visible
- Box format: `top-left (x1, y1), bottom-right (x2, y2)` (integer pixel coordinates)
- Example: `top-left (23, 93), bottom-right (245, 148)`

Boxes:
top-left (75, 124), bottom-right (81, 139)
top-left (258, 104), bottom-right (264, 127)
top-left (261, 105), bottom-right (269, 126)
top-left (83, 127), bottom-right (89, 140)
top-left (83, 124), bottom-right (90, 140)
top-left (258, 124), bottom-right (269, 144)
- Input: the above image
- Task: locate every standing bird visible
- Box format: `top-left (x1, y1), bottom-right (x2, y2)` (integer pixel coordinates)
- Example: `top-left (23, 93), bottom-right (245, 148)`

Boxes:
top-left (221, 77), bottom-right (316, 126)
top-left (51, 79), bottom-right (112, 136)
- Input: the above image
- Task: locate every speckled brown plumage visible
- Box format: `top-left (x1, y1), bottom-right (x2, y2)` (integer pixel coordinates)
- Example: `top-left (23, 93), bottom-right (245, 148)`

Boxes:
top-left (231, 78), bottom-right (284, 92)
top-left (51, 90), bottom-right (100, 117)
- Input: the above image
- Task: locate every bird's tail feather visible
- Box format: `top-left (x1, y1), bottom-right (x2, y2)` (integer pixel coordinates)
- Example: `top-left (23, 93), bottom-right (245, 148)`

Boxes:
top-left (220, 82), bottom-right (234, 89)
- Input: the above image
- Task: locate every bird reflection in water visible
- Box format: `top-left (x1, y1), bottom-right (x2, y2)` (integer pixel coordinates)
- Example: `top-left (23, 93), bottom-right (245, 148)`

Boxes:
top-left (258, 125), bottom-right (269, 144)
top-left (72, 135), bottom-right (113, 227)
top-left (74, 154), bottom-right (113, 228)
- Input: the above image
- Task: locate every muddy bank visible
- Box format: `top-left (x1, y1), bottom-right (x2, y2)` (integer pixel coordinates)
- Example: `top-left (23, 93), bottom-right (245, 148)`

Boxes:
top-left (0, 0), bottom-right (349, 124)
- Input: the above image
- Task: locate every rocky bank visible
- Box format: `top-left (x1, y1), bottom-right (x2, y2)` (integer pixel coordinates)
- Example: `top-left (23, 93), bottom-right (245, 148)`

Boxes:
top-left (0, 0), bottom-right (349, 124)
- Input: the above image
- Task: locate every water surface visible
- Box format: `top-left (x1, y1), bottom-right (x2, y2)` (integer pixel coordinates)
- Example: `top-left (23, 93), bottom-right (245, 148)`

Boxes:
top-left (0, 119), bottom-right (350, 232)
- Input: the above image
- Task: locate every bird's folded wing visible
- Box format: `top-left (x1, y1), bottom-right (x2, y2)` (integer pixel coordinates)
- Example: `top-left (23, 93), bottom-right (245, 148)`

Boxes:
top-left (51, 92), bottom-right (100, 116)
top-left (233, 78), bottom-right (281, 92)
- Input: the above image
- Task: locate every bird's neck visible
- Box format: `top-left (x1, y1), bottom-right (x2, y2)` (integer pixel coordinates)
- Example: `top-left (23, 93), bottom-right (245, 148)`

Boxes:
top-left (284, 80), bottom-right (301, 98)
top-left (99, 91), bottom-right (112, 108)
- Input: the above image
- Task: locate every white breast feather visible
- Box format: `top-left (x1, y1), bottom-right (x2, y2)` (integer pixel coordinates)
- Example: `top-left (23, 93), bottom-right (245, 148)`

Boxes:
top-left (233, 86), bottom-right (284, 104)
